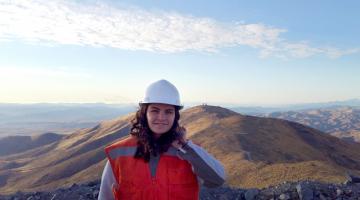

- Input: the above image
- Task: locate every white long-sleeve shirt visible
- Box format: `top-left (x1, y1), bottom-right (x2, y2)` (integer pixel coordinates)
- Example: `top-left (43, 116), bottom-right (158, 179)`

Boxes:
top-left (98, 140), bottom-right (226, 200)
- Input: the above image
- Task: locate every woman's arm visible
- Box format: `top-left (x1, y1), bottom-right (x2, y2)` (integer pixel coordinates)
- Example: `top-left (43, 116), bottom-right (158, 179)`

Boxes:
top-left (176, 140), bottom-right (226, 188)
top-left (98, 160), bottom-right (116, 200)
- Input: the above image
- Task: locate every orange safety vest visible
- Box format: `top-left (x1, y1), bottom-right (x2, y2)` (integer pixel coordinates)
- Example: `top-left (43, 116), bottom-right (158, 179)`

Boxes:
top-left (105, 136), bottom-right (200, 200)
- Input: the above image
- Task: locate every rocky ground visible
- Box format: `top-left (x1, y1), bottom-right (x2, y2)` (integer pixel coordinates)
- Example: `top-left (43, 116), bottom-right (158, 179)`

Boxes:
top-left (1, 179), bottom-right (360, 200)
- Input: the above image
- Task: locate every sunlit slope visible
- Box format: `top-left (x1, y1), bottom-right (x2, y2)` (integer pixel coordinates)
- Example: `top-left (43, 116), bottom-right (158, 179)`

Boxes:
top-left (1, 105), bottom-right (360, 193)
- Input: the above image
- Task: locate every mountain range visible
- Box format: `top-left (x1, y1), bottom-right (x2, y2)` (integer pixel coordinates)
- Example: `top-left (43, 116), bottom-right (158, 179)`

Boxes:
top-left (0, 103), bottom-right (136, 137)
top-left (258, 106), bottom-right (360, 143)
top-left (229, 98), bottom-right (360, 114)
top-left (2, 99), bottom-right (359, 137)
top-left (0, 133), bottom-right (64, 156)
top-left (1, 105), bottom-right (360, 195)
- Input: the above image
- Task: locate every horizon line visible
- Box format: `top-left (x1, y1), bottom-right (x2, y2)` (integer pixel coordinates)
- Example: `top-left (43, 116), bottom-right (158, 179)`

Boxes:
top-left (0, 98), bottom-right (359, 107)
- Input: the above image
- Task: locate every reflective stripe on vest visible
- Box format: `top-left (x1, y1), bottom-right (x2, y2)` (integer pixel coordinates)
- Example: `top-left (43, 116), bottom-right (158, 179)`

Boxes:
top-left (108, 146), bottom-right (178, 160)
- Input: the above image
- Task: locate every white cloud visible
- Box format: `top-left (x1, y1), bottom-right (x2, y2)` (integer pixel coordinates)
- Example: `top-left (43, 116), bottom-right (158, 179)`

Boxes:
top-left (0, 66), bottom-right (92, 80)
top-left (321, 47), bottom-right (360, 59)
top-left (0, 0), bottom-right (358, 59)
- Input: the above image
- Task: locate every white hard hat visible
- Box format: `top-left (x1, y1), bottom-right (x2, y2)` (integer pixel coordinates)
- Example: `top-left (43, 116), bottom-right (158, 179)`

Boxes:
top-left (140, 79), bottom-right (183, 109)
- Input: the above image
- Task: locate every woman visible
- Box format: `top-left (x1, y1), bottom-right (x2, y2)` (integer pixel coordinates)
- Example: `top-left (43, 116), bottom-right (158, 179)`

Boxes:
top-left (98, 79), bottom-right (225, 200)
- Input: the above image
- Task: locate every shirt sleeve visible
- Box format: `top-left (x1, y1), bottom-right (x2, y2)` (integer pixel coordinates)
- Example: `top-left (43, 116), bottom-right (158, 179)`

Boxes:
top-left (176, 140), bottom-right (226, 188)
top-left (98, 160), bottom-right (116, 200)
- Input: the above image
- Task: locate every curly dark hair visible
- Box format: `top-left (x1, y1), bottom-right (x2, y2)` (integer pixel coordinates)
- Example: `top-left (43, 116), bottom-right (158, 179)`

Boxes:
top-left (130, 104), bottom-right (182, 162)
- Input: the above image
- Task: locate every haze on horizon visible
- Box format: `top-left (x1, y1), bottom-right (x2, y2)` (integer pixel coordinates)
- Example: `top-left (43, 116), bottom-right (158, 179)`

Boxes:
top-left (0, 0), bottom-right (359, 106)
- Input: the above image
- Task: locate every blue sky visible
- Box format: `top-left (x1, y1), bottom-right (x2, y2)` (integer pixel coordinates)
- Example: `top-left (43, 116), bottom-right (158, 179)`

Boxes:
top-left (0, 0), bottom-right (359, 106)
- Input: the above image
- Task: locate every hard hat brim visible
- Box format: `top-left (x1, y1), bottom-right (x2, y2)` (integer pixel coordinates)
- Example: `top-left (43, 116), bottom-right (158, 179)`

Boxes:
top-left (139, 101), bottom-right (183, 110)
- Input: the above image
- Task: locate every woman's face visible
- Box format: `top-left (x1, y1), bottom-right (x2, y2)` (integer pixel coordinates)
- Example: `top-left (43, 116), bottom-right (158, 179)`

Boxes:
top-left (146, 103), bottom-right (176, 138)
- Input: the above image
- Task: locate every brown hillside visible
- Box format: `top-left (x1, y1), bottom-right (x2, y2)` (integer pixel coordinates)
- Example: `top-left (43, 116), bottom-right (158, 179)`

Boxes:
top-left (1, 105), bottom-right (360, 194)
top-left (181, 105), bottom-right (360, 188)
top-left (0, 113), bottom-right (134, 194)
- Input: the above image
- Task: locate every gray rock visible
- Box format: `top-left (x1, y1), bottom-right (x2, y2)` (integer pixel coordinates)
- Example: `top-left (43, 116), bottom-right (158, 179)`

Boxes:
top-left (93, 189), bottom-right (99, 198)
top-left (344, 188), bottom-right (352, 196)
top-left (336, 188), bottom-right (342, 196)
top-left (296, 182), bottom-right (313, 200)
top-left (348, 174), bottom-right (360, 183)
top-left (319, 193), bottom-right (327, 200)
top-left (2, 180), bottom-right (360, 200)
top-left (69, 183), bottom-right (78, 191)
top-left (244, 188), bottom-right (259, 200)
top-left (50, 194), bottom-right (57, 200)
top-left (279, 193), bottom-right (290, 200)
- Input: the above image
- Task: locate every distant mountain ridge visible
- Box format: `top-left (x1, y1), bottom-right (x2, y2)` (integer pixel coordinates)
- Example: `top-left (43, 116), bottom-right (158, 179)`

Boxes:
top-left (258, 106), bottom-right (360, 143)
top-left (0, 103), bottom-right (136, 137)
top-left (0, 132), bottom-right (64, 156)
top-left (2, 99), bottom-right (359, 137)
top-left (229, 98), bottom-right (360, 114)
top-left (1, 105), bottom-right (360, 194)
